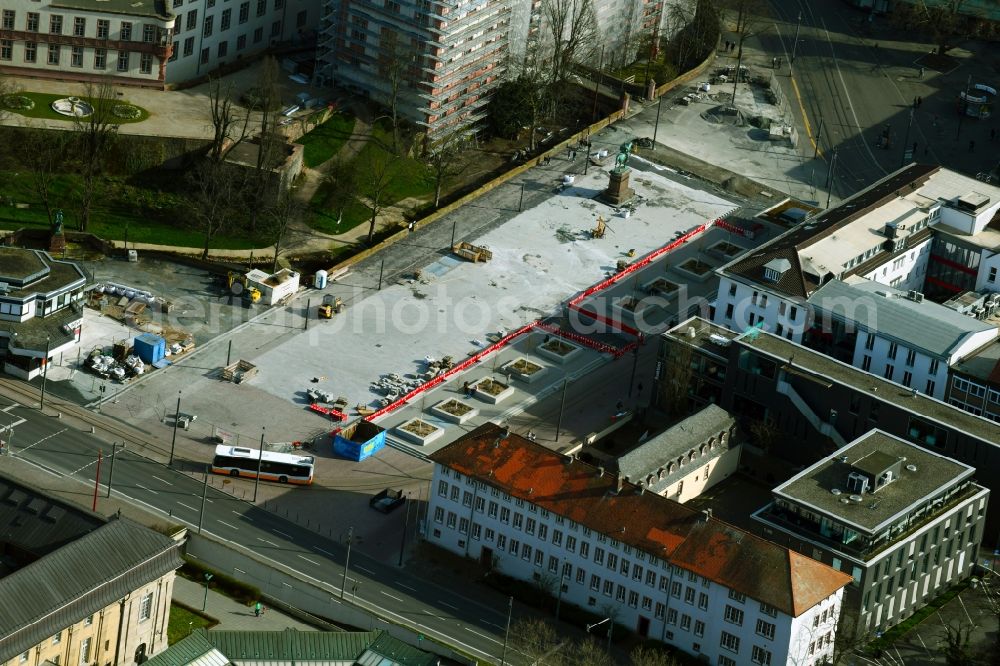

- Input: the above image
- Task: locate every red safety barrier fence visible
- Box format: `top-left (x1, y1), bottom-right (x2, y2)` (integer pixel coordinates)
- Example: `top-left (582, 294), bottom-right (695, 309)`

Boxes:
top-left (366, 220), bottom-right (716, 422)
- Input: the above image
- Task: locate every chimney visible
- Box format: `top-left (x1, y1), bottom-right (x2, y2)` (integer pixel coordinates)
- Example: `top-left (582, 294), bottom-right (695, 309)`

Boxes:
top-left (701, 508), bottom-right (712, 522)
top-left (616, 473), bottom-right (624, 493)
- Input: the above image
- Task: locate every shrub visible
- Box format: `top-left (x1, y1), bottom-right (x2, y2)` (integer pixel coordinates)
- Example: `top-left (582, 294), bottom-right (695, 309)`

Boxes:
top-left (3, 95), bottom-right (35, 110)
top-left (113, 103), bottom-right (142, 119)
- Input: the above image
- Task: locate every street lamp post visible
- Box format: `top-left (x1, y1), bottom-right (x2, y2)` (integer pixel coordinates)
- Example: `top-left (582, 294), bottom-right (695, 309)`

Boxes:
top-left (39, 336), bottom-right (51, 410)
top-left (341, 526), bottom-right (354, 599)
top-left (555, 565), bottom-right (569, 620)
top-left (586, 616), bottom-right (613, 652)
top-left (253, 427), bottom-right (265, 503)
top-left (169, 391), bottom-right (181, 467)
top-left (791, 12), bottom-right (802, 64)
top-left (500, 596), bottom-right (513, 665)
top-left (107, 441), bottom-right (121, 498)
top-left (202, 573), bottom-right (214, 611)
top-left (826, 148), bottom-right (839, 209)
top-left (900, 107), bottom-right (914, 167)
top-left (652, 95), bottom-right (664, 145)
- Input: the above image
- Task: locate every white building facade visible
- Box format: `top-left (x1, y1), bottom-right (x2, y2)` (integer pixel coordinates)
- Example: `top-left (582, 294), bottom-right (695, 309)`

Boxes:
top-left (428, 424), bottom-right (852, 665)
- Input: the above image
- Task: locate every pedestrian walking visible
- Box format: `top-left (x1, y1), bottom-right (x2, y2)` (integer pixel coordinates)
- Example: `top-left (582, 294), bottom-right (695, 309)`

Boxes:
top-left (571, 150), bottom-right (577, 160)
top-left (969, 140), bottom-right (975, 152)
top-left (919, 66), bottom-right (925, 78)
top-left (254, 602), bottom-right (262, 617)
top-left (463, 381), bottom-right (471, 397)
top-left (772, 56), bottom-right (777, 69)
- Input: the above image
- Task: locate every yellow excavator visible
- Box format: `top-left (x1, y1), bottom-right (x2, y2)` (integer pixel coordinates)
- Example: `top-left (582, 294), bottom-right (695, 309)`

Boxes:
top-left (227, 271), bottom-right (262, 304)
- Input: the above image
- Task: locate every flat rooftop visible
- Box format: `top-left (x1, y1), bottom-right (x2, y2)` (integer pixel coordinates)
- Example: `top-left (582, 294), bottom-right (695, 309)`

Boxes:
top-left (773, 430), bottom-right (975, 533)
top-left (0, 249), bottom-right (87, 300)
top-left (954, 338), bottom-right (1000, 386)
top-left (739, 330), bottom-right (1000, 444)
top-left (49, 0), bottom-right (173, 20)
top-left (664, 317), bottom-right (738, 359)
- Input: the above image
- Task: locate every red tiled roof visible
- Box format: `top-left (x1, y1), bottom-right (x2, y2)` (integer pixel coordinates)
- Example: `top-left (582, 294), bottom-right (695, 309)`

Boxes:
top-left (431, 424), bottom-right (852, 617)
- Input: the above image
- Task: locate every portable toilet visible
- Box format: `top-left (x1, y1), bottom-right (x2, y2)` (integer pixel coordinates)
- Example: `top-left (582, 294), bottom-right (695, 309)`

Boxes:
top-left (133, 333), bottom-right (166, 364)
top-left (314, 269), bottom-right (328, 289)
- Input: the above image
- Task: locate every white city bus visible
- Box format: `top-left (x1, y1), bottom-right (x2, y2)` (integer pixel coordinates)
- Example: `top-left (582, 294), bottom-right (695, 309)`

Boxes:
top-left (210, 445), bottom-right (315, 485)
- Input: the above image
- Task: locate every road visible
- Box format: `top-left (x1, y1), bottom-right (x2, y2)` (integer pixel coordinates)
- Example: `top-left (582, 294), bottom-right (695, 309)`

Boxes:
top-left (0, 392), bottom-right (528, 665)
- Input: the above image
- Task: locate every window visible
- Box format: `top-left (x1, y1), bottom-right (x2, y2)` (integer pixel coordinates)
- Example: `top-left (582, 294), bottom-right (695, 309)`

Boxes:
top-left (684, 587), bottom-right (695, 604)
top-left (459, 517), bottom-right (469, 534)
top-left (865, 333), bottom-right (875, 350)
top-left (0, 40), bottom-right (11, 61)
top-left (187, 10), bottom-right (198, 31)
top-left (140, 52), bottom-right (152, 73)
top-left (725, 303), bottom-right (734, 319)
top-left (888, 342), bottom-right (898, 360)
top-left (590, 574), bottom-right (600, 590)
top-left (755, 618), bottom-right (775, 640)
top-left (80, 638), bottom-right (92, 664)
top-left (174, 0), bottom-right (183, 7)
top-left (902, 371), bottom-right (912, 387)
top-left (628, 590), bottom-right (639, 607)
top-left (73, 17), bottom-right (86, 36)
top-left (698, 592), bottom-right (708, 609)
top-left (120, 21), bottom-right (132, 40)
top-left (790, 306), bottom-right (798, 320)
top-left (47, 17), bottom-right (62, 39)
top-left (53, 632), bottom-right (63, 645)
top-left (257, 0), bottom-right (266, 16)
top-left (20, 652), bottom-right (29, 664)
top-left (239, 2), bottom-right (250, 23)
top-left (1, 10), bottom-right (14, 31)
top-left (94, 47), bottom-right (107, 68)
top-left (861, 355), bottom-right (872, 372)
top-left (71, 46), bottom-right (83, 66)
top-left (143, 24), bottom-right (155, 42)
top-left (929, 359), bottom-right (940, 375)
top-left (27, 13), bottom-right (40, 32)
top-left (270, 20), bottom-right (281, 36)
top-left (728, 589), bottom-right (746, 603)
top-left (567, 535), bottom-right (576, 552)
top-left (471, 523), bottom-right (481, 539)
top-left (182, 37), bottom-right (194, 56)
top-left (203, 16), bottom-right (213, 37)
top-left (990, 267), bottom-right (997, 283)
top-left (680, 614), bottom-right (691, 630)
top-left (671, 581), bottom-right (682, 598)
top-left (296, 9), bottom-right (308, 26)
top-left (221, 8), bottom-right (232, 30)
top-left (759, 602), bottom-right (778, 617)
top-left (724, 605), bottom-right (744, 625)
top-left (606, 553), bottom-right (617, 570)
top-left (883, 364), bottom-right (894, 381)
top-left (720, 631), bottom-right (740, 653)
top-left (926, 379), bottom-right (936, 396)
top-left (906, 349), bottom-right (916, 366)
top-left (667, 608), bottom-right (678, 624)
top-left (538, 524), bottom-right (548, 541)
top-left (84, 615), bottom-right (94, 627)
top-left (253, 26), bottom-right (263, 42)
top-left (549, 556), bottom-right (558, 573)
top-left (446, 512), bottom-right (456, 529)
top-left (751, 646), bottom-right (772, 665)
top-left (25, 42), bottom-right (37, 63)
top-left (499, 507), bottom-right (510, 524)
top-left (508, 538), bottom-right (519, 554)
top-left (603, 580), bottom-right (614, 596)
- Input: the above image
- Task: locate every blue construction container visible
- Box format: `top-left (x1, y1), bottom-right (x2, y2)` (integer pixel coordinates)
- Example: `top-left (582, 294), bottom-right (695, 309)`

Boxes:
top-left (333, 420), bottom-right (386, 461)
top-left (133, 333), bottom-right (166, 364)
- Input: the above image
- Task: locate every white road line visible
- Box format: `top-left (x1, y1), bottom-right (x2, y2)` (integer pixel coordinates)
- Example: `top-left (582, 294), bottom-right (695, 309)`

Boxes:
top-left (232, 511), bottom-right (250, 520)
top-left (298, 554), bottom-right (320, 566)
top-left (151, 475), bottom-right (173, 486)
top-left (314, 547), bottom-right (335, 558)
top-left (398, 583), bottom-right (416, 592)
top-left (440, 601), bottom-right (459, 610)
top-left (273, 529), bottom-right (291, 539)
top-left (483, 620), bottom-right (504, 630)
top-left (356, 565), bottom-right (375, 574)
top-left (257, 537), bottom-right (280, 547)
top-left (176, 502), bottom-right (196, 511)
top-left (19, 428), bottom-right (68, 453)
top-left (217, 520), bottom-right (238, 529)
top-left (464, 627), bottom-right (503, 645)
top-left (136, 483), bottom-right (158, 495)
top-left (381, 591), bottom-right (404, 602)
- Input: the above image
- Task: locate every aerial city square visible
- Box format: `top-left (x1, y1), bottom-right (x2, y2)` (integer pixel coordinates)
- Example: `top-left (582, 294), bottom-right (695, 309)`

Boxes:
top-left (1, 0), bottom-right (999, 663)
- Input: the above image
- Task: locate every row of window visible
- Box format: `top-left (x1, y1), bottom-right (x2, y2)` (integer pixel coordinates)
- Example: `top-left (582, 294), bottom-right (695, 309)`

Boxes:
top-left (0, 42), bottom-right (153, 73)
top-left (173, 0), bottom-right (270, 37)
top-left (1, 11), bottom-right (159, 42)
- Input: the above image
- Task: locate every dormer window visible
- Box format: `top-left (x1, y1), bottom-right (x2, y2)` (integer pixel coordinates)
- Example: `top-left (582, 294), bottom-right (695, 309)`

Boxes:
top-left (763, 258), bottom-right (792, 283)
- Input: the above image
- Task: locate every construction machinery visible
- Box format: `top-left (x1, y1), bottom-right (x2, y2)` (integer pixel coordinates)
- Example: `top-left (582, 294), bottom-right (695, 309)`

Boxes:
top-left (226, 271), bottom-right (261, 304)
top-left (318, 295), bottom-right (344, 319)
top-left (452, 241), bottom-right (493, 263)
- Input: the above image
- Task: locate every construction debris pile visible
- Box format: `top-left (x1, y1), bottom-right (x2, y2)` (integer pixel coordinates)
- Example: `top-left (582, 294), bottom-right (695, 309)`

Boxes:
top-left (86, 348), bottom-right (145, 381)
top-left (367, 356), bottom-right (456, 407)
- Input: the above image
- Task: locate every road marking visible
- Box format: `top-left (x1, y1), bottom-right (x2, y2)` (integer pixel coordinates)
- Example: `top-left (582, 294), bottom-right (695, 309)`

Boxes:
top-left (464, 627), bottom-right (503, 645)
top-left (314, 547), bottom-right (335, 558)
top-left (257, 537), bottom-right (280, 547)
top-left (298, 554), bottom-right (320, 566)
top-left (483, 620), bottom-right (504, 630)
top-left (136, 483), bottom-right (158, 495)
top-left (381, 591), bottom-right (404, 602)
top-left (19, 428), bottom-right (68, 453)
top-left (176, 502), bottom-right (196, 511)
top-left (152, 475), bottom-right (173, 486)
top-left (356, 565), bottom-right (374, 574)
top-left (398, 583), bottom-right (416, 592)
top-left (789, 75), bottom-right (821, 158)
top-left (440, 601), bottom-right (459, 610)
top-left (273, 529), bottom-right (291, 539)
top-left (233, 511), bottom-right (250, 521)
top-left (217, 520), bottom-right (238, 529)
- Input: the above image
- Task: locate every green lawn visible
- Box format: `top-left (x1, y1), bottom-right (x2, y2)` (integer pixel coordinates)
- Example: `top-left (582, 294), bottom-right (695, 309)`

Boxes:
top-left (0, 171), bottom-right (259, 249)
top-left (167, 604), bottom-right (214, 645)
top-left (1, 92), bottom-right (150, 123)
top-left (296, 112), bottom-right (356, 168)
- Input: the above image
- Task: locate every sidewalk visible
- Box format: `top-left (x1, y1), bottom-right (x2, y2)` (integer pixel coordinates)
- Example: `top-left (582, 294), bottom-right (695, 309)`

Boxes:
top-left (172, 576), bottom-right (318, 632)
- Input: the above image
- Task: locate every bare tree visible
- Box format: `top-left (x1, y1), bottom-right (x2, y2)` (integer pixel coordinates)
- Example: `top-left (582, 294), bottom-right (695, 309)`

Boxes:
top-left (629, 645), bottom-right (680, 666)
top-left (265, 189), bottom-right (302, 273)
top-left (19, 126), bottom-right (69, 227)
top-left (186, 160), bottom-right (238, 260)
top-left (72, 80), bottom-right (120, 232)
top-left (509, 619), bottom-right (562, 665)
top-left (358, 151), bottom-right (396, 245)
top-left (320, 158), bottom-right (357, 228)
top-left (564, 637), bottom-right (613, 666)
top-left (941, 621), bottom-right (975, 665)
top-left (907, 0), bottom-right (967, 55)
top-left (379, 32), bottom-right (417, 155)
top-left (246, 56), bottom-right (285, 235)
top-left (207, 77), bottom-right (251, 163)
top-left (540, 0), bottom-right (599, 90)
top-left (425, 126), bottom-right (470, 209)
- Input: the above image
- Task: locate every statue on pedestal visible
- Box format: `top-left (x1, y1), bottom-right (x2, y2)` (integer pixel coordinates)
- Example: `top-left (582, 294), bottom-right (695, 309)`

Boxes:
top-left (49, 209), bottom-right (66, 254)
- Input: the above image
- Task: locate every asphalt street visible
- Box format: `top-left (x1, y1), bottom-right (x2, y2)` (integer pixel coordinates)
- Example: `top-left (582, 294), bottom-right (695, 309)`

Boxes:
top-left (0, 392), bottom-right (526, 664)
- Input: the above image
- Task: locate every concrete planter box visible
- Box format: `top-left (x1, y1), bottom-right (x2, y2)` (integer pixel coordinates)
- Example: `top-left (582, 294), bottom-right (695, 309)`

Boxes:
top-left (471, 377), bottom-right (515, 404)
top-left (395, 418), bottom-right (444, 446)
top-left (430, 398), bottom-right (479, 424)
top-left (502, 358), bottom-right (548, 384)
top-left (537, 338), bottom-right (583, 365)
